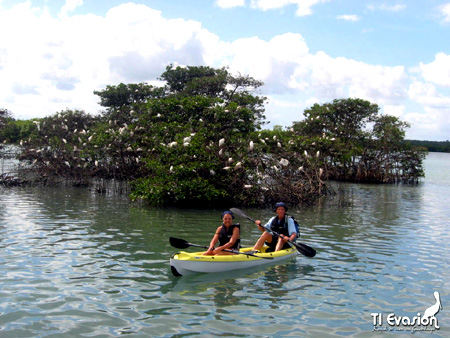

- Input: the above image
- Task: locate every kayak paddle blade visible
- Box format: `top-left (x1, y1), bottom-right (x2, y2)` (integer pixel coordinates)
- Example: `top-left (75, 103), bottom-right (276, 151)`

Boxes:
top-left (293, 242), bottom-right (316, 257)
top-left (169, 237), bottom-right (191, 249)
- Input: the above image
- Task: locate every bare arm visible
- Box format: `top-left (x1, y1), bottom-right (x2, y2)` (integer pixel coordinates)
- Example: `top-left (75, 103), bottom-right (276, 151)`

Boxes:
top-left (255, 220), bottom-right (265, 232)
top-left (214, 226), bottom-right (240, 253)
top-left (202, 226), bottom-right (221, 255)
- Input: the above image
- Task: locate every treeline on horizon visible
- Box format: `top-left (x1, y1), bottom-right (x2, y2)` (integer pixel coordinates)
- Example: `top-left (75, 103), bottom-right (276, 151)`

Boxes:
top-left (404, 140), bottom-right (450, 153)
top-left (0, 65), bottom-right (428, 207)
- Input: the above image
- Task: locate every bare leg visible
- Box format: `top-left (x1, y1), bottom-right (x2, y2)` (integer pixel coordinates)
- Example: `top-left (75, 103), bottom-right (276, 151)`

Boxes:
top-left (275, 237), bottom-right (285, 252)
top-left (253, 232), bottom-right (272, 251)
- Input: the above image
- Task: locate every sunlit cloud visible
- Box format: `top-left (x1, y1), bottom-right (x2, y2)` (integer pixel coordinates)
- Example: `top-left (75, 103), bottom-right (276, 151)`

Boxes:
top-left (383, 104), bottom-right (405, 118)
top-left (215, 0), bottom-right (245, 9)
top-left (59, 0), bottom-right (83, 17)
top-left (409, 81), bottom-right (450, 108)
top-left (419, 53), bottom-right (450, 87)
top-left (0, 2), bottom-right (219, 117)
top-left (439, 2), bottom-right (450, 23)
top-left (367, 4), bottom-right (407, 12)
top-left (337, 14), bottom-right (360, 22)
top-left (0, 1), bottom-right (447, 140)
top-left (250, 0), bottom-right (328, 16)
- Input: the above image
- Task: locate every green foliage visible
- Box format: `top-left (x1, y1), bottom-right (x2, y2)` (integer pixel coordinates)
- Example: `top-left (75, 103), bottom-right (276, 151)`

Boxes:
top-left (93, 82), bottom-right (165, 127)
top-left (17, 110), bottom-right (102, 182)
top-left (297, 98), bottom-right (379, 141)
top-left (0, 108), bottom-right (11, 128)
top-left (160, 64), bottom-right (267, 129)
top-left (126, 95), bottom-right (261, 205)
top-left (373, 115), bottom-right (409, 149)
top-left (130, 165), bottom-right (228, 207)
top-left (100, 66), bottom-right (268, 206)
top-left (94, 82), bottom-right (165, 109)
top-left (292, 98), bottom-right (426, 183)
top-left (13, 67), bottom-right (427, 206)
top-left (0, 118), bottom-right (35, 144)
top-left (160, 64), bottom-right (228, 96)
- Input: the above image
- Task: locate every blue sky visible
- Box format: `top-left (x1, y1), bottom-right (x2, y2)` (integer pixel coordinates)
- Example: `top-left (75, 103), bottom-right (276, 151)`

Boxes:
top-left (1, 0), bottom-right (449, 140)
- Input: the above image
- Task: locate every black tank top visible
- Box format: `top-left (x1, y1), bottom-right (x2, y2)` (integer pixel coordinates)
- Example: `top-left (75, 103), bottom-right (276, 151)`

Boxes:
top-left (218, 223), bottom-right (240, 249)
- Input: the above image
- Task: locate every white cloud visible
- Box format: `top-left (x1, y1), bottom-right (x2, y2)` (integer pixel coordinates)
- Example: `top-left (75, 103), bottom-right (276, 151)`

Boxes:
top-left (0, 3), bottom-right (410, 122)
top-left (292, 52), bottom-right (408, 105)
top-left (59, 0), bottom-right (83, 17)
top-left (380, 4), bottom-right (406, 12)
top-left (406, 56), bottom-right (450, 140)
top-left (250, 0), bottom-right (327, 16)
top-left (337, 14), bottom-right (360, 22)
top-left (0, 2), bottom-right (447, 140)
top-left (0, 2), bottom-right (219, 118)
top-left (419, 53), bottom-right (450, 87)
top-left (224, 36), bottom-right (409, 107)
top-left (403, 107), bottom-right (450, 141)
top-left (440, 3), bottom-right (450, 22)
top-left (103, 4), bottom-right (213, 82)
top-left (218, 32), bottom-right (411, 129)
top-left (262, 94), bottom-right (312, 127)
top-left (221, 33), bottom-right (311, 94)
top-left (408, 81), bottom-right (450, 108)
top-left (382, 104), bottom-right (405, 118)
top-left (367, 4), bottom-right (406, 12)
top-left (216, 0), bottom-right (245, 9)
top-left (383, 102), bottom-right (449, 141)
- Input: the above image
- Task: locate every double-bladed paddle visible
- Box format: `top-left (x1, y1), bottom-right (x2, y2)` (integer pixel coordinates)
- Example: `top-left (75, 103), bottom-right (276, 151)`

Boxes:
top-left (230, 208), bottom-right (317, 258)
top-left (169, 237), bottom-right (273, 259)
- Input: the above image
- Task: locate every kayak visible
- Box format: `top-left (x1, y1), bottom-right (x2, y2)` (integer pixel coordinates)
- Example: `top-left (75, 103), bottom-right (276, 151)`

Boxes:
top-left (170, 246), bottom-right (297, 276)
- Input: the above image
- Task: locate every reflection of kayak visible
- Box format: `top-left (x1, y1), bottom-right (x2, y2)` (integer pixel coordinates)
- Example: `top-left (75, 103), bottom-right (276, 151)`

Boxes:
top-left (170, 246), bottom-right (297, 276)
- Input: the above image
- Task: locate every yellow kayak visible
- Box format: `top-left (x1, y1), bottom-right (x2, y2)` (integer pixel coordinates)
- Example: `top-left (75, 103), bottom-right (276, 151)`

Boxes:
top-left (170, 246), bottom-right (297, 276)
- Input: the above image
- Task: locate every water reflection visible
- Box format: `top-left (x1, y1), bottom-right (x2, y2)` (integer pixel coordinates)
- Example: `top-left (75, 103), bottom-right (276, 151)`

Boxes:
top-left (168, 261), bottom-right (315, 299)
top-left (0, 152), bottom-right (449, 337)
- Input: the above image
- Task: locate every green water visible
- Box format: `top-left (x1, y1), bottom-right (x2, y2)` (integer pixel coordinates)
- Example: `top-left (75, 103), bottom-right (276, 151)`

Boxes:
top-left (1, 153), bottom-right (449, 337)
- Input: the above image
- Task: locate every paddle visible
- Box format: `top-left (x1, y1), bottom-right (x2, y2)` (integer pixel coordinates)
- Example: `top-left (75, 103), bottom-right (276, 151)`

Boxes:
top-left (230, 208), bottom-right (317, 258)
top-left (169, 237), bottom-right (273, 259)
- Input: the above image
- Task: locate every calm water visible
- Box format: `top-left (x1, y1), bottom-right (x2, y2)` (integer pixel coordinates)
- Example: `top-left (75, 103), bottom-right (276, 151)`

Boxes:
top-left (1, 153), bottom-right (449, 337)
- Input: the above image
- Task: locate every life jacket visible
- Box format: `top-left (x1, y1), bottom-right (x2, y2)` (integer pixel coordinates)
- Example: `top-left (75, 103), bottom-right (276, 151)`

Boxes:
top-left (218, 223), bottom-right (240, 249)
top-left (270, 217), bottom-right (290, 236)
top-left (270, 216), bottom-right (300, 237)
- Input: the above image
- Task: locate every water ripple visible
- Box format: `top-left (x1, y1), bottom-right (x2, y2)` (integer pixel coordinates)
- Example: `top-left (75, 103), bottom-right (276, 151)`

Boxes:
top-left (1, 155), bottom-right (450, 337)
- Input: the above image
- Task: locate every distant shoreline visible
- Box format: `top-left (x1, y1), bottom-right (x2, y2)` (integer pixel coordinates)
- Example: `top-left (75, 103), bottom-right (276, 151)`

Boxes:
top-left (405, 140), bottom-right (450, 153)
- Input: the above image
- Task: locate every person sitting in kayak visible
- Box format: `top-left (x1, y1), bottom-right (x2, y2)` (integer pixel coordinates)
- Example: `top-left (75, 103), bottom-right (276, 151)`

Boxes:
top-left (252, 202), bottom-right (297, 252)
top-left (202, 211), bottom-right (240, 255)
